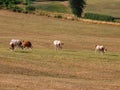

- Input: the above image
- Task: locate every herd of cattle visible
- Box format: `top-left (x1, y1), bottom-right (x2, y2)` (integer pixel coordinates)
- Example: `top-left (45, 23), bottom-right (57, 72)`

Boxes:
top-left (9, 39), bottom-right (107, 54)
top-left (9, 39), bottom-right (32, 50)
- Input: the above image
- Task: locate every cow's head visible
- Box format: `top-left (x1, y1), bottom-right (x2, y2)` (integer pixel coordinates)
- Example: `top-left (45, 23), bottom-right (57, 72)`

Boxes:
top-left (104, 48), bottom-right (107, 53)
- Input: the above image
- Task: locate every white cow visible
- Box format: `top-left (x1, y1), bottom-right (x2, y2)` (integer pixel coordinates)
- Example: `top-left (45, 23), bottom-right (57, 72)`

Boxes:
top-left (95, 45), bottom-right (107, 54)
top-left (53, 40), bottom-right (64, 50)
top-left (9, 39), bottom-right (22, 51)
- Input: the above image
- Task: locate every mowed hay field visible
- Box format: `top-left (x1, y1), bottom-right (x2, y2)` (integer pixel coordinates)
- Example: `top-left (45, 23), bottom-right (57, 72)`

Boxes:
top-left (0, 10), bottom-right (120, 90)
top-left (85, 0), bottom-right (120, 17)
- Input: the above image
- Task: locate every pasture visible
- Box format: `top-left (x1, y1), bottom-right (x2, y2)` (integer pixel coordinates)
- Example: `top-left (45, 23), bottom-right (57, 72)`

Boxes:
top-left (85, 0), bottom-right (120, 17)
top-left (0, 10), bottom-right (120, 90)
top-left (33, 0), bottom-right (120, 18)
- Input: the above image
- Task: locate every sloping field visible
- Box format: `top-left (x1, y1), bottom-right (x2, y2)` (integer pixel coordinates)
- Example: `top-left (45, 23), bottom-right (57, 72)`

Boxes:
top-left (85, 0), bottom-right (120, 17)
top-left (0, 10), bottom-right (120, 90)
top-left (33, 0), bottom-right (120, 18)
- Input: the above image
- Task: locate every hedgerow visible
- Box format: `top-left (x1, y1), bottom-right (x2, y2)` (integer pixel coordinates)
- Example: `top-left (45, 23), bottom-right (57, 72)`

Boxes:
top-left (84, 13), bottom-right (115, 22)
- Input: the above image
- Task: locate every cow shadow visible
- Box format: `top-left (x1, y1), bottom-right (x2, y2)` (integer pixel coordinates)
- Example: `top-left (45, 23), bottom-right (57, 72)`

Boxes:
top-left (114, 17), bottom-right (120, 20)
top-left (15, 50), bottom-right (32, 53)
top-left (109, 54), bottom-right (119, 57)
top-left (106, 53), bottom-right (119, 57)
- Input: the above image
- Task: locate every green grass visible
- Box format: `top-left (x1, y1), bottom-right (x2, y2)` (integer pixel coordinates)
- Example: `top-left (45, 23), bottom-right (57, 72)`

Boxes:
top-left (32, 0), bottom-right (120, 20)
top-left (0, 11), bottom-right (120, 90)
top-left (0, 48), bottom-right (120, 78)
top-left (34, 2), bottom-right (70, 13)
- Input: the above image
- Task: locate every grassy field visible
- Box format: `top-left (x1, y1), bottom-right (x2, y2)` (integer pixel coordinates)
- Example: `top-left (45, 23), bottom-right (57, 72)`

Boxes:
top-left (32, 0), bottom-right (120, 18)
top-left (85, 0), bottom-right (120, 17)
top-left (0, 10), bottom-right (120, 90)
top-left (33, 1), bottom-right (70, 13)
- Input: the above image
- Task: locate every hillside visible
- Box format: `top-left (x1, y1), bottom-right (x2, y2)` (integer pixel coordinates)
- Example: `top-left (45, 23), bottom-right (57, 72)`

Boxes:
top-left (85, 0), bottom-right (120, 17)
top-left (32, 0), bottom-right (120, 18)
top-left (0, 10), bottom-right (120, 90)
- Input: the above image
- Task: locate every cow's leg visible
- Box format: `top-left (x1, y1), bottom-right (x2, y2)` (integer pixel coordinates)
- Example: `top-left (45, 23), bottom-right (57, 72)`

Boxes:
top-left (58, 44), bottom-right (62, 50)
top-left (95, 49), bottom-right (97, 54)
top-left (101, 51), bottom-right (105, 55)
top-left (54, 45), bottom-right (57, 51)
top-left (10, 44), bottom-right (14, 51)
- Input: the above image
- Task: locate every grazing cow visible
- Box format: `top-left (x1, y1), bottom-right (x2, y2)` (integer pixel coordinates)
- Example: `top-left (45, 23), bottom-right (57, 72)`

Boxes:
top-left (53, 40), bottom-right (64, 50)
top-left (9, 39), bottom-right (22, 51)
top-left (95, 45), bottom-right (107, 54)
top-left (21, 40), bottom-right (32, 49)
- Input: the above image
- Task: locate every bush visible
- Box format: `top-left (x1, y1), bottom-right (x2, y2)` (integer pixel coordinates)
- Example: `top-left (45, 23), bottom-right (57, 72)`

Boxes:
top-left (54, 14), bottom-right (62, 18)
top-left (35, 0), bottom-right (67, 1)
top-left (11, 6), bottom-right (23, 13)
top-left (84, 13), bottom-right (115, 22)
top-left (26, 5), bottom-right (36, 13)
top-left (14, 0), bottom-right (23, 4)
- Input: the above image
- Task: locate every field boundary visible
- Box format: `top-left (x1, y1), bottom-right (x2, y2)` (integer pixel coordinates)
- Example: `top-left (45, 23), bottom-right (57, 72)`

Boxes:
top-left (1, 10), bottom-right (120, 26)
top-left (35, 10), bottom-right (120, 26)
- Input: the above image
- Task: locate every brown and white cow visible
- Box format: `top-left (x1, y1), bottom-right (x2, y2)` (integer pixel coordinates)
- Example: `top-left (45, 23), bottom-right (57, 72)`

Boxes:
top-left (9, 39), bottom-right (22, 51)
top-left (53, 40), bottom-right (64, 50)
top-left (21, 40), bottom-right (32, 49)
top-left (95, 45), bottom-right (107, 54)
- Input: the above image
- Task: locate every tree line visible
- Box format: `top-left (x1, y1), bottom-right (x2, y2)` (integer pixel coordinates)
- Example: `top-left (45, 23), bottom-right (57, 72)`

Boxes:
top-left (0, 0), bottom-right (36, 13)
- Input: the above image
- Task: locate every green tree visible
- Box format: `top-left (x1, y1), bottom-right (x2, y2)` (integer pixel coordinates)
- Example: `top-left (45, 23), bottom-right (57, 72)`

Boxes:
top-left (69, 0), bottom-right (86, 17)
top-left (25, 5), bottom-right (36, 13)
top-left (0, 0), bottom-right (22, 9)
top-left (23, 0), bottom-right (32, 6)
